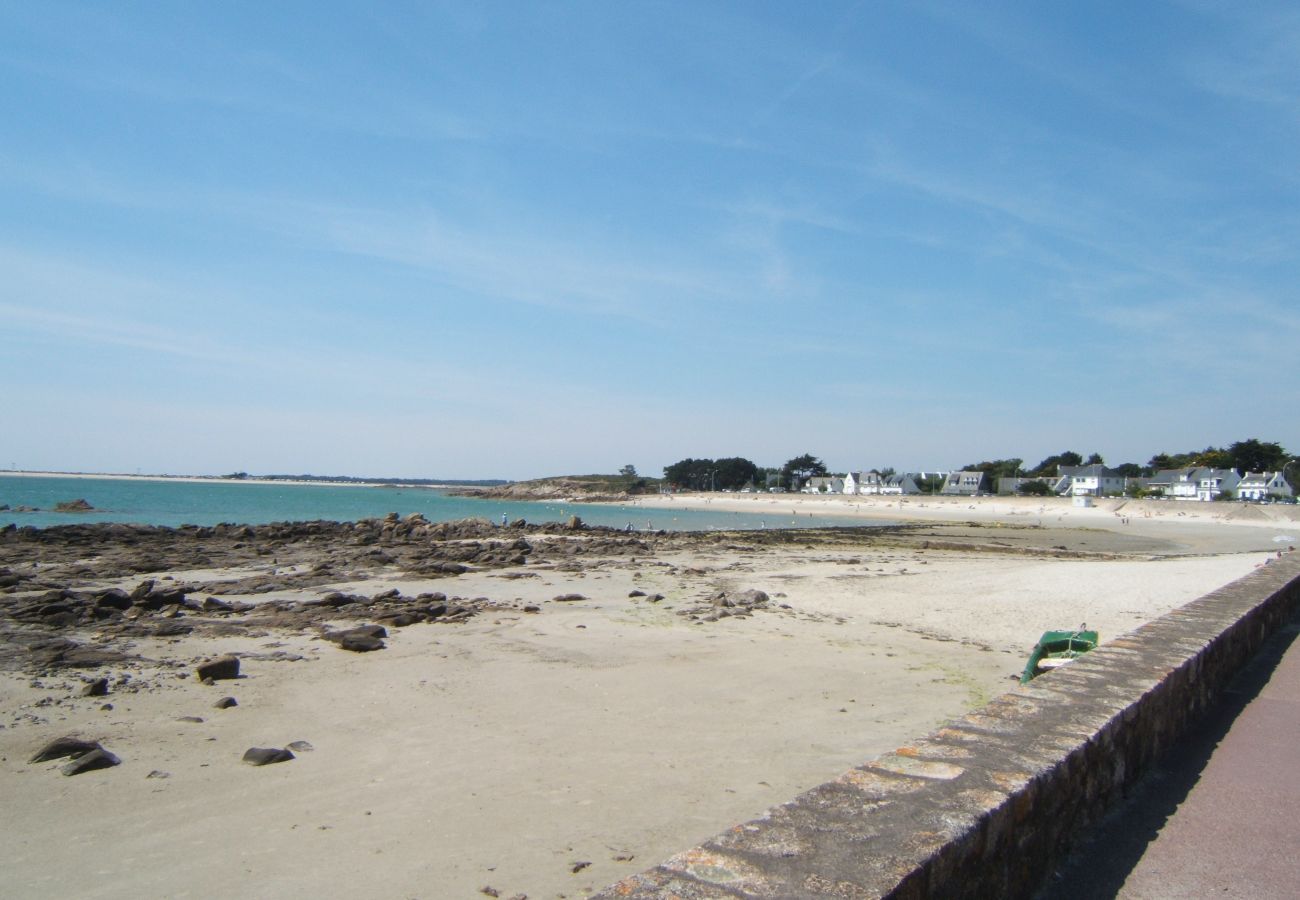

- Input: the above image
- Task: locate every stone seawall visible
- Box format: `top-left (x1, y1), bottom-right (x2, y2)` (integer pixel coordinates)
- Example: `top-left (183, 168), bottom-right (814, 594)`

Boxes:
top-left (595, 554), bottom-right (1300, 899)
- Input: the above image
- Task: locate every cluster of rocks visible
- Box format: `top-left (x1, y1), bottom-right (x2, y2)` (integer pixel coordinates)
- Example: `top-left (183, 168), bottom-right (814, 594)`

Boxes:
top-left (29, 735), bottom-right (121, 776)
top-left (0, 515), bottom-right (667, 593)
top-left (676, 588), bottom-right (788, 623)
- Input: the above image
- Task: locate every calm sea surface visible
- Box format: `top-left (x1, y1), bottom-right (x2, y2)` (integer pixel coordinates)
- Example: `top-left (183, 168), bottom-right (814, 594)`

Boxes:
top-left (0, 475), bottom-right (880, 532)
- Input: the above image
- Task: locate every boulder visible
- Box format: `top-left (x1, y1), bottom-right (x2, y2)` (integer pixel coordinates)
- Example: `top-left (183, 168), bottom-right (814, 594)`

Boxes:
top-left (196, 655), bottom-right (240, 681)
top-left (242, 747), bottom-right (294, 766)
top-left (80, 678), bottom-right (109, 697)
top-left (339, 634), bottom-right (385, 653)
top-left (30, 736), bottom-right (102, 763)
top-left (95, 589), bottom-right (134, 611)
top-left (62, 748), bottom-right (121, 776)
top-left (214, 696), bottom-right (238, 709)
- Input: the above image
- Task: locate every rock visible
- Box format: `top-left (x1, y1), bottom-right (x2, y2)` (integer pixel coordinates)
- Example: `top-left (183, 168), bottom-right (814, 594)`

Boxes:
top-left (146, 770), bottom-right (170, 779)
top-left (54, 499), bottom-right (94, 512)
top-left (80, 678), bottom-right (109, 697)
top-left (30, 736), bottom-right (102, 763)
top-left (242, 747), bottom-right (294, 766)
top-left (154, 622), bottom-right (193, 637)
top-left (95, 589), bottom-right (134, 611)
top-left (214, 697), bottom-right (238, 709)
top-left (322, 624), bottom-right (387, 643)
top-left (567, 516), bottom-right (584, 530)
top-left (628, 590), bottom-right (647, 597)
top-left (177, 716), bottom-right (205, 723)
top-left (286, 740), bottom-right (314, 752)
top-left (523, 605), bottom-right (540, 613)
top-left (553, 593), bottom-right (586, 602)
top-left (196, 655), bottom-right (240, 681)
top-left (62, 747), bottom-right (121, 775)
top-left (37, 643), bottom-right (132, 669)
top-left (340, 634), bottom-right (385, 652)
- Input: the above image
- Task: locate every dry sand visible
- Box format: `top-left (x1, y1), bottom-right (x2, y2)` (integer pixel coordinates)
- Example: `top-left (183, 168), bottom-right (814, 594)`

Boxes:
top-left (2, 501), bottom-right (1295, 899)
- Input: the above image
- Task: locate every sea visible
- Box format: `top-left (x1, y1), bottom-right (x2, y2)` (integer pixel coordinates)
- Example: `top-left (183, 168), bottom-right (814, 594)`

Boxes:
top-left (0, 475), bottom-right (877, 532)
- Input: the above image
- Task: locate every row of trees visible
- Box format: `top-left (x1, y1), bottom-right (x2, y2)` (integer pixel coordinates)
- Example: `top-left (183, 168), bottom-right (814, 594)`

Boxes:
top-left (661, 440), bottom-right (1294, 492)
top-left (661, 453), bottom-right (831, 491)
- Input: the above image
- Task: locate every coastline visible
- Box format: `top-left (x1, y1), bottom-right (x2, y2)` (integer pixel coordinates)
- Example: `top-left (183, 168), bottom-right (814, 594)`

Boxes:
top-left (627, 491), bottom-right (1300, 550)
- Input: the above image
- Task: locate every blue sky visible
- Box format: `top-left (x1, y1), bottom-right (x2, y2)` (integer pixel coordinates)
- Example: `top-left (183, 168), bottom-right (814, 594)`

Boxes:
top-left (3, 1), bottom-right (1297, 479)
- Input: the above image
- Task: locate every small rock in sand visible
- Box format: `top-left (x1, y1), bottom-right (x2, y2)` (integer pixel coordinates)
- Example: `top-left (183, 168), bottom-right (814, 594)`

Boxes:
top-left (196, 655), bottom-right (240, 681)
top-left (213, 697), bottom-right (238, 709)
top-left (242, 747), bottom-right (295, 766)
top-left (80, 678), bottom-right (109, 697)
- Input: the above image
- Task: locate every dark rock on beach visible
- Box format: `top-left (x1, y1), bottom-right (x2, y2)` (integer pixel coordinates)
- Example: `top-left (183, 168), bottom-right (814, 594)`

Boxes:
top-left (80, 677), bottom-right (110, 697)
top-left (242, 747), bottom-right (294, 766)
top-left (62, 747), bottom-right (121, 775)
top-left (196, 655), bottom-right (240, 681)
top-left (340, 633), bottom-right (385, 652)
top-left (30, 735), bottom-right (102, 763)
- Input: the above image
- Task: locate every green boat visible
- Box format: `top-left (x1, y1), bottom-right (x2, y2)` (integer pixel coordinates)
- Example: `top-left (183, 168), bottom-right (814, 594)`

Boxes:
top-left (1019, 627), bottom-right (1099, 683)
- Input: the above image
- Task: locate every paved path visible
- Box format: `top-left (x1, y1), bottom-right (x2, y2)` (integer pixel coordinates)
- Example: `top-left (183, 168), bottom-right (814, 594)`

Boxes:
top-left (1039, 615), bottom-right (1300, 899)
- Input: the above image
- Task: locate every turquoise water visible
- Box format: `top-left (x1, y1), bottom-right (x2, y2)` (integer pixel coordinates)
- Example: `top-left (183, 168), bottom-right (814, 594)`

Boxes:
top-left (0, 475), bottom-right (877, 532)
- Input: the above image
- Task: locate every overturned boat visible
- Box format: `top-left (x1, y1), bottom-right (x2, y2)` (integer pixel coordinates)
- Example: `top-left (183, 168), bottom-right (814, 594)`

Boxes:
top-left (1020, 626), bottom-right (1098, 683)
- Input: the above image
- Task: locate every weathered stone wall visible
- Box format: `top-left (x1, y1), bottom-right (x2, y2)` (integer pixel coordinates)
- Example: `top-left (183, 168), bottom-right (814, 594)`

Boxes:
top-left (595, 554), bottom-right (1300, 899)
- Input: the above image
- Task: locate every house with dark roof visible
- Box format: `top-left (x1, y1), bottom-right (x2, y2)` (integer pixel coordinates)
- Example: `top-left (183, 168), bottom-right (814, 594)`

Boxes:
top-left (941, 471), bottom-right (988, 495)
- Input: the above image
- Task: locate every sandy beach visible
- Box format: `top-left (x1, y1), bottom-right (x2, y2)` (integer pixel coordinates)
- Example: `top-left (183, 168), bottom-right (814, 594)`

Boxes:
top-left (2, 503), bottom-right (1295, 899)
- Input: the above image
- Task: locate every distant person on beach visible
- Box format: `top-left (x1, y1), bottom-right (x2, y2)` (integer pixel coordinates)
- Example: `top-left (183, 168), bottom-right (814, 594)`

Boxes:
top-left (501, 513), bottom-right (507, 527)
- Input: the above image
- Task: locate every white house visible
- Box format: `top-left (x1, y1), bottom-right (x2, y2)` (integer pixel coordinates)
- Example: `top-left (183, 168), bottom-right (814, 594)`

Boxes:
top-left (1058, 464), bottom-right (1126, 497)
top-left (1236, 471), bottom-right (1294, 501)
top-left (843, 471), bottom-right (885, 495)
top-left (1149, 468), bottom-right (1205, 500)
top-left (1196, 468), bottom-right (1241, 501)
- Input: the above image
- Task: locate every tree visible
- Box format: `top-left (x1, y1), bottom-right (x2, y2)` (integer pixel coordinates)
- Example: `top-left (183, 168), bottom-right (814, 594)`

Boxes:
top-left (780, 454), bottom-right (828, 490)
top-left (1112, 462), bottom-right (1144, 478)
top-left (1227, 439), bottom-right (1288, 473)
top-left (1147, 451), bottom-right (1195, 472)
top-left (1017, 480), bottom-right (1053, 496)
top-left (619, 464), bottom-right (637, 478)
top-left (663, 457), bottom-right (757, 491)
top-left (1192, 446), bottom-right (1233, 469)
top-left (1085, 452), bottom-right (1104, 465)
top-left (916, 474), bottom-right (945, 494)
top-left (713, 457), bottom-right (759, 491)
top-left (961, 458), bottom-right (1023, 480)
top-left (663, 458), bottom-right (709, 489)
top-left (1031, 452), bottom-right (1082, 476)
